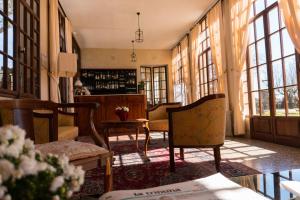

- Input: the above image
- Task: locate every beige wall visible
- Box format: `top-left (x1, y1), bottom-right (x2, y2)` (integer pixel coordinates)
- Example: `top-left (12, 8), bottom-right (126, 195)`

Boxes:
top-left (81, 48), bottom-right (174, 101)
top-left (39, 0), bottom-right (49, 100)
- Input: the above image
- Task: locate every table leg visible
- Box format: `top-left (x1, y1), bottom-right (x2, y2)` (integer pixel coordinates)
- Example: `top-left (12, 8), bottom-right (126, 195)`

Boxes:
top-left (144, 125), bottom-right (150, 157)
top-left (136, 127), bottom-right (139, 149)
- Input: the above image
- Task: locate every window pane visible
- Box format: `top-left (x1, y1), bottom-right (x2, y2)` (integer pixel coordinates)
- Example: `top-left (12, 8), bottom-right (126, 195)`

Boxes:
top-left (0, 15), bottom-right (3, 52)
top-left (249, 44), bottom-right (257, 67)
top-left (8, 22), bottom-right (14, 57)
top-left (0, 54), bottom-right (3, 88)
top-left (7, 58), bottom-right (13, 90)
top-left (266, 0), bottom-right (277, 7)
top-left (255, 16), bottom-right (265, 40)
top-left (287, 86), bottom-right (299, 116)
top-left (255, 0), bottom-right (265, 14)
top-left (275, 88), bottom-right (285, 116)
top-left (257, 39), bottom-right (266, 64)
top-left (252, 91), bottom-right (260, 115)
top-left (259, 64), bottom-right (268, 90)
top-left (0, 0), bottom-right (3, 12)
top-left (249, 22), bottom-right (255, 44)
top-left (261, 90), bottom-right (270, 116)
top-left (284, 55), bottom-right (297, 86)
top-left (282, 29), bottom-right (295, 57)
top-left (272, 60), bottom-right (283, 88)
top-left (270, 32), bottom-right (281, 60)
top-left (8, 0), bottom-right (13, 20)
top-left (268, 7), bottom-right (279, 34)
top-left (250, 67), bottom-right (258, 91)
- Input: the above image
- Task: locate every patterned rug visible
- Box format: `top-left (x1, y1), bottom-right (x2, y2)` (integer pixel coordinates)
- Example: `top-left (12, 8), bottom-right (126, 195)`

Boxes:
top-left (73, 134), bottom-right (260, 199)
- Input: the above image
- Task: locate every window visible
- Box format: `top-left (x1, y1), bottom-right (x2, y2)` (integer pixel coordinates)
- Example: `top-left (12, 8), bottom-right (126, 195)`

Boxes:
top-left (173, 46), bottom-right (185, 103)
top-left (246, 0), bottom-right (300, 117)
top-left (0, 0), bottom-right (40, 98)
top-left (140, 65), bottom-right (168, 107)
top-left (197, 18), bottom-right (218, 99)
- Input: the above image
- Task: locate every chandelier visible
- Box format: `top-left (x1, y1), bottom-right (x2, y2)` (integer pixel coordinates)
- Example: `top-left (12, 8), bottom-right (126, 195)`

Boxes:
top-left (135, 12), bottom-right (143, 43)
top-left (131, 40), bottom-right (137, 62)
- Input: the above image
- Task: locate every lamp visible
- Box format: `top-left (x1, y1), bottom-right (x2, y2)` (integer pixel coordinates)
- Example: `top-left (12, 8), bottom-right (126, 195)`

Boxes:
top-left (57, 52), bottom-right (77, 77)
top-left (131, 40), bottom-right (137, 62)
top-left (135, 12), bottom-right (143, 43)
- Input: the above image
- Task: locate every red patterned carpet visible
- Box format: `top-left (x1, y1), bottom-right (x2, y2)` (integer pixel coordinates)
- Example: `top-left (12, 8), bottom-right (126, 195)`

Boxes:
top-left (73, 134), bottom-right (260, 199)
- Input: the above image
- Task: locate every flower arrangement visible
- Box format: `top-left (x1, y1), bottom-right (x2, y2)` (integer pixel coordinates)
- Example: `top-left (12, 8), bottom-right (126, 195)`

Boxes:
top-left (0, 125), bottom-right (85, 200)
top-left (115, 106), bottom-right (129, 121)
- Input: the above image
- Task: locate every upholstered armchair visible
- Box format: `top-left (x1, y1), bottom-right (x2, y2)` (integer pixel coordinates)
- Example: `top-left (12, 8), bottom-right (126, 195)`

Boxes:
top-left (147, 102), bottom-right (181, 140)
top-left (0, 100), bottom-right (113, 192)
top-left (167, 94), bottom-right (226, 172)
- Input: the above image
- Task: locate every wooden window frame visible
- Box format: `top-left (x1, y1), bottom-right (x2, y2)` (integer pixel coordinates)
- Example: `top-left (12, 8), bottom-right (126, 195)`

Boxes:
top-left (0, 0), bottom-right (40, 98)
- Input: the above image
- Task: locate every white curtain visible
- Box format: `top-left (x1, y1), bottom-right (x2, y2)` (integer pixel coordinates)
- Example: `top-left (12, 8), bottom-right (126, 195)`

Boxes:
top-left (179, 36), bottom-right (192, 105)
top-left (49, 0), bottom-right (60, 102)
top-left (190, 24), bottom-right (200, 102)
top-left (278, 0), bottom-right (300, 53)
top-left (65, 17), bottom-right (74, 104)
top-left (224, 0), bottom-right (253, 135)
top-left (207, 1), bottom-right (226, 93)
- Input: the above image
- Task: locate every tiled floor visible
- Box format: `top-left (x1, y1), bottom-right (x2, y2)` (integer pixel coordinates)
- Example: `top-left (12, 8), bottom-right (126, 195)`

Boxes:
top-left (109, 133), bottom-right (300, 174)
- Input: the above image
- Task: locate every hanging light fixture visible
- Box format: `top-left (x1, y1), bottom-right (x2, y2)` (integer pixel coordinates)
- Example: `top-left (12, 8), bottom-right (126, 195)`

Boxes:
top-left (135, 12), bottom-right (143, 43)
top-left (131, 40), bottom-right (137, 62)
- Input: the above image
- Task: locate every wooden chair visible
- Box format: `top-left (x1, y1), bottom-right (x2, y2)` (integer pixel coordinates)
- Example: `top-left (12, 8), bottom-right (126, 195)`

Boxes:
top-left (167, 94), bottom-right (226, 172)
top-left (146, 103), bottom-right (181, 141)
top-left (0, 99), bottom-right (113, 192)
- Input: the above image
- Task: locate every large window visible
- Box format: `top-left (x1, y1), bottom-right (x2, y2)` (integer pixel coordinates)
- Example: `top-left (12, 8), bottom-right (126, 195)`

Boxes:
top-left (197, 18), bottom-right (218, 99)
top-left (246, 0), bottom-right (299, 117)
top-left (0, 0), bottom-right (40, 98)
top-left (140, 65), bottom-right (168, 107)
top-left (173, 46), bottom-right (185, 103)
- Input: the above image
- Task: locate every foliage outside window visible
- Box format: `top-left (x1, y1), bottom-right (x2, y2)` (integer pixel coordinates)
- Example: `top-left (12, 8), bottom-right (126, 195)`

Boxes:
top-left (246, 0), bottom-right (300, 117)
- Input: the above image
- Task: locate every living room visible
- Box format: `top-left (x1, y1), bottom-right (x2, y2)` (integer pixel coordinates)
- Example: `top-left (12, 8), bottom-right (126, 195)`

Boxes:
top-left (0, 0), bottom-right (300, 199)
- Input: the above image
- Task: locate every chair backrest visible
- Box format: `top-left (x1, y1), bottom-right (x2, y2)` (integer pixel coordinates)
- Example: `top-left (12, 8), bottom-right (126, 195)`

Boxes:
top-left (169, 94), bottom-right (226, 146)
top-left (0, 99), bottom-right (58, 142)
top-left (147, 102), bottom-right (181, 120)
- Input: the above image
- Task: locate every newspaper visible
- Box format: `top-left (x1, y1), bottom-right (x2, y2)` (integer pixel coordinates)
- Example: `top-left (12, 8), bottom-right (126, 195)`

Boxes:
top-left (99, 173), bottom-right (269, 200)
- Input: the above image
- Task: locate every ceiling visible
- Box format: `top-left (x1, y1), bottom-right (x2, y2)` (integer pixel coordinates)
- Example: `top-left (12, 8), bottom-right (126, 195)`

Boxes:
top-left (59, 0), bottom-right (216, 49)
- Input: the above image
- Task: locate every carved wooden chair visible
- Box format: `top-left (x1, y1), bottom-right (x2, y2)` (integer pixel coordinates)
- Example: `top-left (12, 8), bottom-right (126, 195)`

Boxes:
top-left (167, 94), bottom-right (226, 172)
top-left (146, 102), bottom-right (181, 141)
top-left (0, 99), bottom-right (113, 192)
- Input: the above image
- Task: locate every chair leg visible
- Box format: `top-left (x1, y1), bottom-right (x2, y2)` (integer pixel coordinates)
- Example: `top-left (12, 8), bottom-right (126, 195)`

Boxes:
top-left (163, 132), bottom-right (166, 141)
top-left (169, 146), bottom-right (175, 172)
top-left (180, 148), bottom-right (184, 160)
top-left (213, 146), bottom-right (221, 172)
top-left (104, 157), bottom-right (113, 192)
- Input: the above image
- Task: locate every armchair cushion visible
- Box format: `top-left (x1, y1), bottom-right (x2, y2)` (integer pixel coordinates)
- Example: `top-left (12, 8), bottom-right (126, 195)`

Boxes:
top-left (58, 126), bottom-right (79, 141)
top-left (36, 140), bottom-right (109, 161)
top-left (148, 119), bottom-right (168, 131)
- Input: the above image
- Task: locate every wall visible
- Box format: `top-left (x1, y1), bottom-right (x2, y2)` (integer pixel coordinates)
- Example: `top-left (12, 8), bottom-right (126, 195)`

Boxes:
top-left (81, 48), bottom-right (174, 102)
top-left (39, 0), bottom-right (49, 100)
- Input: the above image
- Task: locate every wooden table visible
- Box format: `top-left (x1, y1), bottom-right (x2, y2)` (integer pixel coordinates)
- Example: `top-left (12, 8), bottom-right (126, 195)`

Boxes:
top-left (99, 119), bottom-right (150, 156)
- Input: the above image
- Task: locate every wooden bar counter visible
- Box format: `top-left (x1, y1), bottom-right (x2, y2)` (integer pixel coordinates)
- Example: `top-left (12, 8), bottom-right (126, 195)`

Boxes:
top-left (74, 94), bottom-right (146, 136)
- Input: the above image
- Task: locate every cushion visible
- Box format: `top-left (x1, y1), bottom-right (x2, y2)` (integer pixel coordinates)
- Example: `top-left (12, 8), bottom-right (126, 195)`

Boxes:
top-left (58, 126), bottom-right (79, 141)
top-left (36, 140), bottom-right (109, 161)
top-left (149, 119), bottom-right (168, 131)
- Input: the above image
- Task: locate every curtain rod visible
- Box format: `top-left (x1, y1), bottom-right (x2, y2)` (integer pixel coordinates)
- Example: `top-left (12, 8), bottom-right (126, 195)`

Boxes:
top-left (171, 0), bottom-right (220, 50)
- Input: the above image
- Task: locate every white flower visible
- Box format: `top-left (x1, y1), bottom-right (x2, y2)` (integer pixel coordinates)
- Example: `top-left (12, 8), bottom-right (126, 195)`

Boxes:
top-left (67, 191), bottom-right (73, 198)
top-left (115, 106), bottom-right (122, 111)
top-left (24, 139), bottom-right (34, 151)
top-left (18, 155), bottom-right (39, 176)
top-left (123, 107), bottom-right (129, 112)
top-left (3, 194), bottom-right (11, 200)
top-left (0, 186), bottom-right (7, 198)
top-left (52, 195), bottom-right (60, 200)
top-left (0, 160), bottom-right (15, 181)
top-left (50, 176), bottom-right (64, 192)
